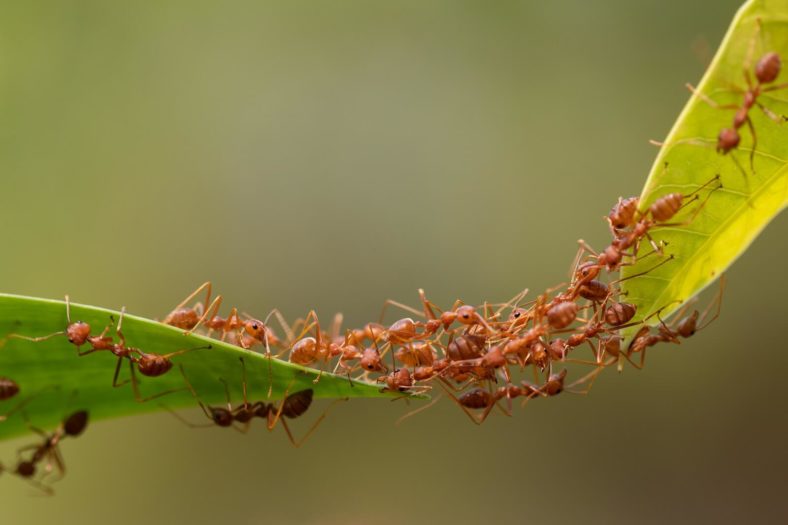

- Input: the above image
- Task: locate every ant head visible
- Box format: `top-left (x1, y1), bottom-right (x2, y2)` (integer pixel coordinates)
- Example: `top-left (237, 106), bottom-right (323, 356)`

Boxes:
top-left (16, 460), bottom-right (36, 478)
top-left (211, 408), bottom-right (234, 427)
top-left (66, 322), bottom-right (91, 346)
top-left (244, 319), bottom-right (267, 340)
top-left (756, 51), bottom-right (781, 84)
top-left (455, 305), bottom-right (476, 325)
top-left (63, 410), bottom-right (89, 437)
top-left (717, 128), bottom-right (740, 153)
top-left (545, 369), bottom-right (568, 395)
top-left (576, 262), bottom-right (600, 283)
top-left (360, 346), bottom-right (382, 371)
top-left (393, 368), bottom-right (413, 391)
top-left (508, 307), bottom-right (527, 322)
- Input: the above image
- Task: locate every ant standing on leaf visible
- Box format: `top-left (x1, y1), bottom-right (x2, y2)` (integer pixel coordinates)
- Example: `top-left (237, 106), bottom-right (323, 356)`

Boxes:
top-left (686, 19), bottom-right (787, 173)
top-left (8, 295), bottom-right (117, 355)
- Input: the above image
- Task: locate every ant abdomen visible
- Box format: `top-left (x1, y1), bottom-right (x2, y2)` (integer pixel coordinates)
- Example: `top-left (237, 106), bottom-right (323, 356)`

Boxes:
top-left (608, 197), bottom-right (639, 229)
top-left (0, 377), bottom-right (19, 401)
top-left (281, 389), bottom-right (313, 419)
top-left (458, 388), bottom-right (493, 410)
top-left (290, 337), bottom-right (317, 365)
top-left (756, 51), bottom-right (781, 84)
top-left (387, 318), bottom-right (417, 344)
top-left (649, 193), bottom-right (684, 222)
top-left (604, 302), bottom-right (637, 326)
top-left (578, 280), bottom-right (609, 302)
top-left (63, 410), bottom-right (89, 437)
top-left (165, 309), bottom-right (200, 330)
top-left (446, 333), bottom-right (486, 361)
top-left (676, 310), bottom-right (700, 338)
top-left (137, 355), bottom-right (174, 377)
top-left (359, 347), bottom-right (384, 371)
top-left (546, 301), bottom-right (578, 330)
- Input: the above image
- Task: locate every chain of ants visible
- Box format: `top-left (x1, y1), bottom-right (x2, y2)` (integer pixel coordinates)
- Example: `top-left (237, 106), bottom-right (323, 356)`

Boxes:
top-left (0, 34), bottom-right (784, 495)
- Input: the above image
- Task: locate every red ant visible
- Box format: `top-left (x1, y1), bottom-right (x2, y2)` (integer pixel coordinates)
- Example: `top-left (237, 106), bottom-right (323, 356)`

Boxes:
top-left (0, 459), bottom-right (54, 495)
top-left (12, 409), bottom-right (89, 492)
top-left (627, 277), bottom-right (724, 368)
top-left (8, 295), bottom-right (117, 355)
top-left (687, 22), bottom-right (787, 171)
top-left (174, 360), bottom-right (345, 447)
top-left (70, 306), bottom-right (210, 402)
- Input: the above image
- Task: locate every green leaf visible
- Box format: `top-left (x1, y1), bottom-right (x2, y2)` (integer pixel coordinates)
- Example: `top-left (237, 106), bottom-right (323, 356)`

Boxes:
top-left (0, 294), bottom-right (405, 441)
top-left (621, 0), bottom-right (788, 325)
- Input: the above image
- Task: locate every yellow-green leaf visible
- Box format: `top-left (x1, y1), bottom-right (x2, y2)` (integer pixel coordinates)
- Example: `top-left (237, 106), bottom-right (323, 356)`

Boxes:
top-left (621, 0), bottom-right (788, 325)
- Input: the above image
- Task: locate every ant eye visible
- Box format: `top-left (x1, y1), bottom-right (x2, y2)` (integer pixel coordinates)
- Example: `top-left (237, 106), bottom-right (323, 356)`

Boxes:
top-left (252, 324), bottom-right (259, 330)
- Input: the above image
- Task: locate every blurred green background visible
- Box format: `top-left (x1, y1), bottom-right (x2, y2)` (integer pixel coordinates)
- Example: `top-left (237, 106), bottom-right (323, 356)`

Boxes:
top-left (1, 0), bottom-right (786, 523)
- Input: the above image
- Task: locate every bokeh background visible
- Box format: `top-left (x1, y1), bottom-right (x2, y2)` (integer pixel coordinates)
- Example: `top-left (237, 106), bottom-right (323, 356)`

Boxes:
top-left (1, 0), bottom-right (786, 523)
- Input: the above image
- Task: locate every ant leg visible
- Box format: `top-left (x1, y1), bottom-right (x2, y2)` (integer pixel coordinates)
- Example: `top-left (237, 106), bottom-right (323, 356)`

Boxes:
top-left (168, 282), bottom-right (213, 317)
top-left (616, 254), bottom-right (676, 284)
top-left (187, 295), bottom-right (223, 336)
top-left (112, 356), bottom-right (130, 388)
top-left (756, 101), bottom-right (787, 123)
top-left (744, 115), bottom-right (758, 172)
top-left (267, 308), bottom-right (296, 345)
top-left (218, 378), bottom-right (233, 411)
top-left (115, 306), bottom-right (127, 348)
top-left (158, 344), bottom-right (212, 361)
top-left (23, 478), bottom-right (55, 496)
top-left (418, 288), bottom-right (441, 320)
top-left (697, 275), bottom-right (725, 331)
top-left (566, 366), bottom-right (605, 395)
top-left (129, 362), bottom-right (187, 403)
top-left (329, 312), bottom-right (343, 342)
top-left (279, 398), bottom-right (347, 448)
top-left (685, 83), bottom-right (740, 110)
top-left (395, 395), bottom-right (442, 426)
top-left (161, 404), bottom-right (216, 428)
top-left (239, 357), bottom-right (249, 406)
top-left (266, 377), bottom-right (296, 431)
top-left (378, 298), bottom-right (426, 324)
top-left (8, 331), bottom-right (65, 344)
